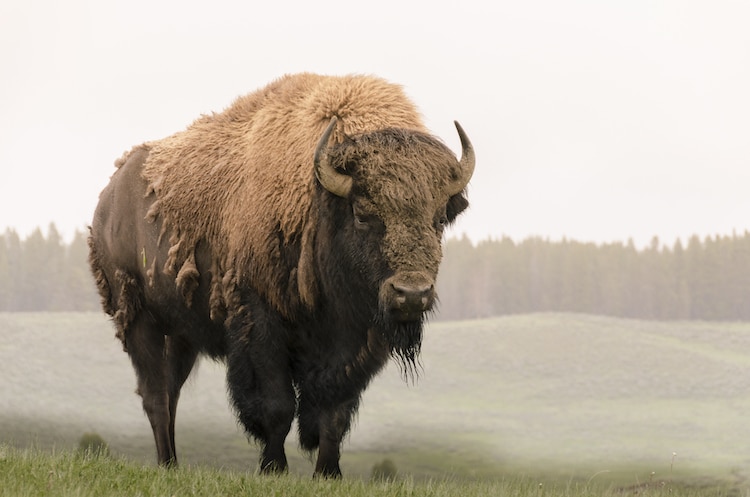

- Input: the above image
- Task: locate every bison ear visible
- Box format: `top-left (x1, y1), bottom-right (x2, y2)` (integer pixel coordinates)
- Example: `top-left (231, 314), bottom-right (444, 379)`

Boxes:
top-left (445, 192), bottom-right (469, 223)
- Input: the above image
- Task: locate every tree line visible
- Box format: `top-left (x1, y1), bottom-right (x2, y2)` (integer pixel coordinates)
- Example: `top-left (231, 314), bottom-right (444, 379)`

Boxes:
top-left (437, 232), bottom-right (750, 321)
top-left (0, 225), bottom-right (99, 311)
top-left (1, 225), bottom-right (748, 320)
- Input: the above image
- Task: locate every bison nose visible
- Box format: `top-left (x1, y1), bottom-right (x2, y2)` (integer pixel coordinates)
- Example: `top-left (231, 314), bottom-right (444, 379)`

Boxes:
top-left (381, 273), bottom-right (437, 322)
top-left (392, 282), bottom-right (434, 308)
top-left (388, 281), bottom-right (435, 321)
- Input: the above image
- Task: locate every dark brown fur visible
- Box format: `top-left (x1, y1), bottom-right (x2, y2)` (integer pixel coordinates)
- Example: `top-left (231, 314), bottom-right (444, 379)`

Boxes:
top-left (88, 73), bottom-right (473, 477)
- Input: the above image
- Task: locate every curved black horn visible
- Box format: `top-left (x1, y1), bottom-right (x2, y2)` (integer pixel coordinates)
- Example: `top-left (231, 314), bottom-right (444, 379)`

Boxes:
top-left (314, 117), bottom-right (352, 198)
top-left (446, 121), bottom-right (476, 196)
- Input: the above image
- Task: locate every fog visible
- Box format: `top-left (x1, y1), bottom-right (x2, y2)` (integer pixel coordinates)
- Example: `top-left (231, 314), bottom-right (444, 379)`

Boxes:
top-left (1, 0), bottom-right (749, 247)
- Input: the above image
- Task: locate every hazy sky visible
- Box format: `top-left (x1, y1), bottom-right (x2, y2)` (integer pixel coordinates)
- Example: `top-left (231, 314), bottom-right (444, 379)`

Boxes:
top-left (1, 0), bottom-right (749, 247)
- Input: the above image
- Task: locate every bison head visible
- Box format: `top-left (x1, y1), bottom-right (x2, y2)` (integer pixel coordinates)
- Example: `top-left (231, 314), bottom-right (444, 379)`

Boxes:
top-left (314, 117), bottom-right (474, 369)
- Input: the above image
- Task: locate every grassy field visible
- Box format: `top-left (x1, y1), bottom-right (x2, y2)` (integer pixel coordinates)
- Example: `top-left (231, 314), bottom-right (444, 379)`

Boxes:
top-left (1, 446), bottom-right (739, 497)
top-left (1, 312), bottom-right (750, 493)
top-left (3, 446), bottom-right (733, 497)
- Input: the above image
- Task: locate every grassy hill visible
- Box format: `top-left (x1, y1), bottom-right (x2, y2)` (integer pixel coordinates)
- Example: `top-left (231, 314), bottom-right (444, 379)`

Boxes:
top-left (1, 312), bottom-right (749, 490)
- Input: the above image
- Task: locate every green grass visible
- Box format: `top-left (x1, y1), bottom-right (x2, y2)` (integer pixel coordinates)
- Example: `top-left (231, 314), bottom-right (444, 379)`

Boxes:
top-left (0, 445), bottom-right (736, 497)
top-left (2, 312), bottom-right (750, 493)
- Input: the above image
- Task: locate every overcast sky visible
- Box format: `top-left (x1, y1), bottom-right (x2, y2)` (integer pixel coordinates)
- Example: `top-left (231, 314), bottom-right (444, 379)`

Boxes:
top-left (1, 0), bottom-right (749, 248)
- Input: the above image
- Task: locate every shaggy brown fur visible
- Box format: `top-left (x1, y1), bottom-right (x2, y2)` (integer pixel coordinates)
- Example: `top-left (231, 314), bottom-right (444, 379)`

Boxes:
top-left (139, 73), bottom-right (427, 320)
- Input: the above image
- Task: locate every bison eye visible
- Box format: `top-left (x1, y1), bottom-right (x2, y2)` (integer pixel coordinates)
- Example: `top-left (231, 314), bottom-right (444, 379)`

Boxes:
top-left (354, 213), bottom-right (371, 231)
top-left (352, 206), bottom-right (382, 233)
top-left (354, 213), bottom-right (382, 232)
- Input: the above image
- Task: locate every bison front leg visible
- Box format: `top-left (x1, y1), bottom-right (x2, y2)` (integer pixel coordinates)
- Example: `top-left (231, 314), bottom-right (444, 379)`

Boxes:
top-left (314, 409), bottom-right (346, 478)
top-left (299, 396), bottom-right (359, 478)
top-left (226, 318), bottom-right (296, 474)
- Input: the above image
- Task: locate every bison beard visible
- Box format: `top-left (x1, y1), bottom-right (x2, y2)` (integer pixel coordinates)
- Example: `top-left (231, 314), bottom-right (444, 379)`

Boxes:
top-left (88, 73), bottom-right (474, 478)
top-left (375, 308), bottom-right (425, 377)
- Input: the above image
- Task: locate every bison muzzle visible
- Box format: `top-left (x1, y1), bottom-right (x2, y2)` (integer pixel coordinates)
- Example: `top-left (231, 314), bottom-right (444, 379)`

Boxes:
top-left (88, 73), bottom-right (474, 477)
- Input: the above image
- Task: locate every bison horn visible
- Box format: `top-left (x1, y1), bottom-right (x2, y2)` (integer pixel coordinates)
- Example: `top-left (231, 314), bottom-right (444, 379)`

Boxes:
top-left (445, 121), bottom-right (476, 196)
top-left (314, 117), bottom-right (353, 198)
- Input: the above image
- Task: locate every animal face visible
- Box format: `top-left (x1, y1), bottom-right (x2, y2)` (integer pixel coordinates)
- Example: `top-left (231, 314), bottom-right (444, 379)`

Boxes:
top-left (315, 119), bottom-right (474, 360)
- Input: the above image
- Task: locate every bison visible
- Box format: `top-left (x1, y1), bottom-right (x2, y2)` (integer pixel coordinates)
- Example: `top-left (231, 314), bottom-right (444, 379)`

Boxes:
top-left (88, 73), bottom-right (474, 477)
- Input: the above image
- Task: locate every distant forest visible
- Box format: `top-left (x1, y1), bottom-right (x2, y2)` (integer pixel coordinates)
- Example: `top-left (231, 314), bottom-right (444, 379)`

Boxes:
top-left (0, 225), bottom-right (99, 312)
top-left (438, 233), bottom-right (750, 321)
top-left (1, 224), bottom-right (748, 321)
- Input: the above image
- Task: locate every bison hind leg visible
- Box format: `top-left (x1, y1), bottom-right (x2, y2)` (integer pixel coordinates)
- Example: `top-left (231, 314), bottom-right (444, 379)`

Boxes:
top-left (125, 312), bottom-right (198, 468)
top-left (125, 313), bottom-right (174, 466)
top-left (164, 335), bottom-right (199, 465)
